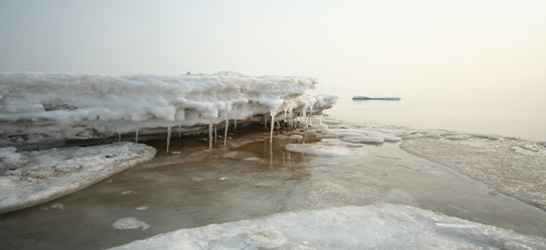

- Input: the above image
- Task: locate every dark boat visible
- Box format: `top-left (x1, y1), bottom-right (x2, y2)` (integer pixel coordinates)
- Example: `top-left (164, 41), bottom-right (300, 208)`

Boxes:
top-left (352, 96), bottom-right (401, 101)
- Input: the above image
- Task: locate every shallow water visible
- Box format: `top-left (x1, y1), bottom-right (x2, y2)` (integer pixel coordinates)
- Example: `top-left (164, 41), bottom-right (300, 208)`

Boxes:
top-left (2, 137), bottom-right (546, 250)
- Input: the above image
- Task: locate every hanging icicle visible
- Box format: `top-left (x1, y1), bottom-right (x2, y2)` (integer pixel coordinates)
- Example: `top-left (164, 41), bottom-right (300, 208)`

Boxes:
top-left (135, 128), bottom-right (139, 143)
top-left (166, 126), bottom-right (172, 153)
top-left (208, 123), bottom-right (213, 150)
top-left (214, 124), bottom-right (217, 144)
top-left (178, 124), bottom-right (183, 140)
top-left (269, 112), bottom-right (275, 143)
top-left (303, 107), bottom-right (307, 128)
top-left (308, 106), bottom-right (314, 127)
top-left (223, 119), bottom-right (229, 146)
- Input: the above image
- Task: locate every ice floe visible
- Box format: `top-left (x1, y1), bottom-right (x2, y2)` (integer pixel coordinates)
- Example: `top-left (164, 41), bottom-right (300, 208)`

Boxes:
top-left (109, 204), bottom-right (546, 250)
top-left (0, 142), bottom-right (156, 214)
top-left (285, 143), bottom-right (352, 157)
top-left (112, 217), bottom-right (150, 231)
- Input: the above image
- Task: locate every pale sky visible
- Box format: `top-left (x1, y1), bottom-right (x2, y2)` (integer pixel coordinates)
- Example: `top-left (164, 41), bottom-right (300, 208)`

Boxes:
top-left (1, 0), bottom-right (545, 96)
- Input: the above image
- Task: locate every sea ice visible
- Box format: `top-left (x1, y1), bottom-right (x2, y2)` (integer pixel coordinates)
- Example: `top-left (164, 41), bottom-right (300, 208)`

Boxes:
top-left (0, 72), bottom-right (336, 146)
top-left (108, 204), bottom-right (546, 250)
top-left (340, 135), bottom-right (384, 145)
top-left (0, 142), bottom-right (156, 214)
top-left (112, 217), bottom-right (150, 231)
top-left (285, 143), bottom-right (351, 157)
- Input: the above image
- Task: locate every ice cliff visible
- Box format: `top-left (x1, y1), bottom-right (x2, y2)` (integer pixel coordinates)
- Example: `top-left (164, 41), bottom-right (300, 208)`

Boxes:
top-left (0, 72), bottom-right (336, 147)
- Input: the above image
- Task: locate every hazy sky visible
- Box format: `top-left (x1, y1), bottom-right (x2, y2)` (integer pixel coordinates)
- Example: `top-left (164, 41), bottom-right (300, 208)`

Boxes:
top-left (1, 0), bottom-right (545, 95)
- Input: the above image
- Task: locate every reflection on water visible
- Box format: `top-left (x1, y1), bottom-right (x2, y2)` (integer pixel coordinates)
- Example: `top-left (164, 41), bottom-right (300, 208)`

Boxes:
top-left (2, 138), bottom-right (546, 250)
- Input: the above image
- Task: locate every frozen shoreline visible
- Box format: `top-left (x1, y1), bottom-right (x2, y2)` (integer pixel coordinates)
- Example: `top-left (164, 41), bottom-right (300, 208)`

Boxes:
top-left (2, 118), bottom-right (546, 249)
top-left (0, 72), bottom-right (336, 148)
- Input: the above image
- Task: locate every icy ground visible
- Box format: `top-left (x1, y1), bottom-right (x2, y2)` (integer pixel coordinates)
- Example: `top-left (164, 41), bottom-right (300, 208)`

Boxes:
top-left (0, 72), bottom-right (336, 146)
top-left (0, 142), bottom-right (156, 214)
top-left (109, 204), bottom-right (546, 250)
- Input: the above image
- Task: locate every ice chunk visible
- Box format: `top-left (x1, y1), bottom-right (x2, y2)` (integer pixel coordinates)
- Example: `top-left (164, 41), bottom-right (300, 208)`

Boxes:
top-left (340, 135), bottom-right (384, 145)
top-left (112, 217), bottom-right (150, 231)
top-left (0, 143), bottom-right (156, 214)
top-left (285, 143), bottom-right (351, 157)
top-left (108, 204), bottom-right (546, 250)
top-left (289, 134), bottom-right (304, 141)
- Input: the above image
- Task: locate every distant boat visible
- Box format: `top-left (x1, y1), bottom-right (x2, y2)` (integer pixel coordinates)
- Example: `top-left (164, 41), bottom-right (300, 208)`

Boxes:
top-left (352, 96), bottom-right (401, 101)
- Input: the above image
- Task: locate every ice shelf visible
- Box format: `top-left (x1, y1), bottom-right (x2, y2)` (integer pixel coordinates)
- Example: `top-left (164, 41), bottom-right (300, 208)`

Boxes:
top-left (0, 72), bottom-right (336, 147)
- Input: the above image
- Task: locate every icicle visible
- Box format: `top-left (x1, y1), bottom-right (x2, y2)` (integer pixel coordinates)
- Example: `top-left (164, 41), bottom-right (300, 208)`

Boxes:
top-left (178, 124), bottom-right (183, 140)
top-left (208, 123), bottom-right (213, 150)
top-left (308, 107), bottom-right (314, 127)
top-left (269, 112), bottom-right (275, 143)
top-left (264, 115), bottom-right (268, 129)
top-left (303, 107), bottom-right (307, 128)
top-left (117, 130), bottom-right (121, 142)
top-left (214, 125), bottom-right (217, 143)
top-left (135, 128), bottom-right (139, 143)
top-left (223, 119), bottom-right (229, 146)
top-left (166, 126), bottom-right (172, 153)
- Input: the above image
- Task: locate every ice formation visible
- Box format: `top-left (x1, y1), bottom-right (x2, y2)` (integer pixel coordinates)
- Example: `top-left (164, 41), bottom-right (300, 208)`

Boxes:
top-left (285, 143), bottom-right (352, 157)
top-left (401, 132), bottom-right (546, 210)
top-left (109, 204), bottom-right (546, 250)
top-left (112, 217), bottom-right (150, 231)
top-left (0, 72), bottom-right (337, 146)
top-left (0, 142), bottom-right (156, 214)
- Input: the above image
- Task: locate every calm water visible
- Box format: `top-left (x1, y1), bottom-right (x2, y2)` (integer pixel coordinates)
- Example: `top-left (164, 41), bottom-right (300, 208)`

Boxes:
top-left (320, 87), bottom-right (546, 142)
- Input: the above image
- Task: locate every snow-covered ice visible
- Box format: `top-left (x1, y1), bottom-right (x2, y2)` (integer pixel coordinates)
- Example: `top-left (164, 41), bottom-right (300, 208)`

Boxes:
top-left (0, 142), bottom-right (156, 214)
top-left (0, 72), bottom-right (336, 146)
top-left (109, 204), bottom-right (546, 250)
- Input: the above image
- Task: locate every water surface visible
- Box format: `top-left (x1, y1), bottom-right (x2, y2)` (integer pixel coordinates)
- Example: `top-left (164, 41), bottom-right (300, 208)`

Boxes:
top-left (2, 137), bottom-right (546, 250)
